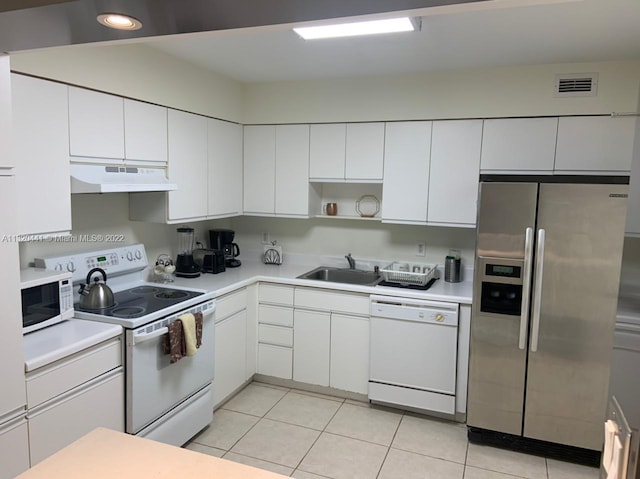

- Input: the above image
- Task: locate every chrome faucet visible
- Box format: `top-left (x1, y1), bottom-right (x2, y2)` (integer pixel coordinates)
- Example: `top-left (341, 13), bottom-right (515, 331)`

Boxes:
top-left (345, 253), bottom-right (356, 270)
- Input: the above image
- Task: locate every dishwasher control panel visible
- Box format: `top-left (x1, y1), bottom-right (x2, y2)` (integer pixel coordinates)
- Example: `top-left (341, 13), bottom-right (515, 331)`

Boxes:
top-left (370, 295), bottom-right (459, 327)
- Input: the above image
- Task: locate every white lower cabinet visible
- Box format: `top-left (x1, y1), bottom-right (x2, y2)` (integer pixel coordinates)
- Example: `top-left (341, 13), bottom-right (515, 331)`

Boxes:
top-left (257, 284), bottom-right (294, 380)
top-left (293, 310), bottom-right (330, 386)
top-left (25, 337), bottom-right (124, 466)
top-left (293, 287), bottom-right (370, 395)
top-left (330, 314), bottom-right (369, 395)
top-left (0, 416), bottom-right (29, 479)
top-left (214, 310), bottom-right (247, 407)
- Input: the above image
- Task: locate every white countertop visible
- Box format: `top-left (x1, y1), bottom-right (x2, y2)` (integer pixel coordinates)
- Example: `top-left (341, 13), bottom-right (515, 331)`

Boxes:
top-left (167, 257), bottom-right (474, 304)
top-left (23, 319), bottom-right (122, 372)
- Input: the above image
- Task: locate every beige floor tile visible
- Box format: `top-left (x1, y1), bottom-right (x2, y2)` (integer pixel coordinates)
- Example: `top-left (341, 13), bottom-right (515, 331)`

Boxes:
top-left (547, 458), bottom-right (599, 479)
top-left (298, 432), bottom-right (387, 479)
top-left (223, 383), bottom-right (288, 417)
top-left (266, 392), bottom-right (342, 430)
top-left (325, 403), bottom-right (402, 446)
top-left (230, 418), bottom-right (320, 468)
top-left (223, 451), bottom-right (294, 476)
top-left (466, 443), bottom-right (547, 479)
top-left (190, 409), bottom-right (259, 450)
top-left (291, 471), bottom-right (331, 479)
top-left (378, 448), bottom-right (464, 479)
top-left (391, 415), bottom-right (468, 464)
top-left (183, 442), bottom-right (226, 457)
top-left (464, 465), bottom-right (527, 479)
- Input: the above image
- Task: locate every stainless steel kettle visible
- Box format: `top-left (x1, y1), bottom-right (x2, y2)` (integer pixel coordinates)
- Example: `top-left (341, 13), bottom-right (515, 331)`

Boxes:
top-left (78, 268), bottom-right (115, 309)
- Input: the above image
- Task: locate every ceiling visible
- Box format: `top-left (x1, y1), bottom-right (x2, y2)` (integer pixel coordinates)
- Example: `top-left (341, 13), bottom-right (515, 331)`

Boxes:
top-left (141, 0), bottom-right (640, 83)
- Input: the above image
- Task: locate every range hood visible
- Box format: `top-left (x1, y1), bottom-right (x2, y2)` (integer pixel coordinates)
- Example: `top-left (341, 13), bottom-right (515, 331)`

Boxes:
top-left (70, 164), bottom-right (177, 194)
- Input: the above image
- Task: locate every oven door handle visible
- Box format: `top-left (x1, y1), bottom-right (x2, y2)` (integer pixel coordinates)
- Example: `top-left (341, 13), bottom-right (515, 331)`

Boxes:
top-left (129, 327), bottom-right (168, 346)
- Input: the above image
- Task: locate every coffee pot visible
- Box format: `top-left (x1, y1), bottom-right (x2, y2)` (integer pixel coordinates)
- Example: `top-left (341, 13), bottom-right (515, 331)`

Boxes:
top-left (209, 229), bottom-right (241, 268)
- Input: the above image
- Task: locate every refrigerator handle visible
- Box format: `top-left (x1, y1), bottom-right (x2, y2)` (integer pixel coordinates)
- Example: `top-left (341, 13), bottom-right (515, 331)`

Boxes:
top-left (531, 228), bottom-right (545, 353)
top-left (519, 227), bottom-right (534, 350)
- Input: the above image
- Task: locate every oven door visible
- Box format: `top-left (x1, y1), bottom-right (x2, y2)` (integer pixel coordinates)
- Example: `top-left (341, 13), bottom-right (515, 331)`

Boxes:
top-left (125, 303), bottom-right (215, 435)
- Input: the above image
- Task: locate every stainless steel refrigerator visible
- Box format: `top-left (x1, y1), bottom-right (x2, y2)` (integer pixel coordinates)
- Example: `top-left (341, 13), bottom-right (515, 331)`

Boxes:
top-left (468, 179), bottom-right (628, 456)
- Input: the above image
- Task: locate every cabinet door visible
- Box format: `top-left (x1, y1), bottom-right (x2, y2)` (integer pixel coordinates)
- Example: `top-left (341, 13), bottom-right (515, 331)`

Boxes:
top-left (0, 56), bottom-right (13, 170)
top-left (293, 309), bottom-right (330, 387)
top-left (428, 120), bottom-right (482, 226)
top-left (330, 314), bottom-right (369, 395)
top-left (275, 124), bottom-right (310, 217)
top-left (381, 121), bottom-right (431, 224)
top-left (0, 177), bottom-right (26, 419)
top-left (124, 99), bottom-right (168, 164)
top-left (309, 123), bottom-right (346, 180)
top-left (555, 116), bottom-right (636, 172)
top-left (257, 344), bottom-right (292, 379)
top-left (12, 74), bottom-right (71, 236)
top-left (214, 310), bottom-right (247, 407)
top-left (481, 118), bottom-right (557, 172)
top-left (167, 109), bottom-right (208, 220)
top-left (68, 87), bottom-right (125, 160)
top-left (208, 119), bottom-right (243, 217)
top-left (0, 418), bottom-right (29, 479)
top-left (345, 122), bottom-right (384, 181)
top-left (244, 125), bottom-right (275, 215)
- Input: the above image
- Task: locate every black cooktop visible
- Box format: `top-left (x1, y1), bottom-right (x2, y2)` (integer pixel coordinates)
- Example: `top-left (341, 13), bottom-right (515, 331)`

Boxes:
top-left (75, 285), bottom-right (204, 319)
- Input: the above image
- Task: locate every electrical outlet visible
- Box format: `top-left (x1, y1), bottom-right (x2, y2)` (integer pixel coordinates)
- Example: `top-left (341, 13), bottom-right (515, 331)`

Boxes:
top-left (416, 243), bottom-right (426, 256)
top-left (261, 232), bottom-right (270, 244)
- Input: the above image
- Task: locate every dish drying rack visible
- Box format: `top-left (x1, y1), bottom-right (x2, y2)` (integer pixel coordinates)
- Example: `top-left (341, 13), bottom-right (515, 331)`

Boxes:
top-left (380, 262), bottom-right (437, 286)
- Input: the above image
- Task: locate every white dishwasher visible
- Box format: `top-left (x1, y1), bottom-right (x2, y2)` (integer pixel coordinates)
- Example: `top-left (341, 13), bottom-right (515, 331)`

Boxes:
top-left (369, 295), bottom-right (459, 415)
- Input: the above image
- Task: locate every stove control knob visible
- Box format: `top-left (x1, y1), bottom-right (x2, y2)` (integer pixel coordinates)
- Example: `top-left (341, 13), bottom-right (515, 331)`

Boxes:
top-left (126, 251), bottom-right (134, 261)
top-left (54, 263), bottom-right (63, 271)
top-left (135, 250), bottom-right (142, 260)
top-left (66, 261), bottom-right (76, 272)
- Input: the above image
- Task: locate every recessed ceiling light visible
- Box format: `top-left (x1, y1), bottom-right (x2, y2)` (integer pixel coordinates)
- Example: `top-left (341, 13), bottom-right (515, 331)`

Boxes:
top-left (97, 13), bottom-right (142, 31)
top-left (293, 17), bottom-right (417, 40)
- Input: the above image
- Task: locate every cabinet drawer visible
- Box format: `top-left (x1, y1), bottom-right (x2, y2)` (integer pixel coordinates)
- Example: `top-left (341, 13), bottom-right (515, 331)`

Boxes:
top-left (28, 370), bottom-right (124, 466)
top-left (216, 288), bottom-right (247, 322)
top-left (258, 324), bottom-right (293, 347)
top-left (295, 288), bottom-right (369, 315)
top-left (259, 283), bottom-right (294, 306)
top-left (257, 344), bottom-right (292, 379)
top-left (258, 304), bottom-right (294, 327)
top-left (26, 337), bottom-right (122, 408)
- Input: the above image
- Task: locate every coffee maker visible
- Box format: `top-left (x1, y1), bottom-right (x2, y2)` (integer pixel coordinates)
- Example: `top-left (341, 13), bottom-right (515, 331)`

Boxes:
top-left (175, 227), bottom-right (201, 278)
top-left (209, 229), bottom-right (241, 268)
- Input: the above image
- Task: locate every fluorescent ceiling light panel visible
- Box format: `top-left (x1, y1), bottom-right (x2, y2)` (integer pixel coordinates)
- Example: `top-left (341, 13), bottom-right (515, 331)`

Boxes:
top-left (294, 17), bottom-right (416, 40)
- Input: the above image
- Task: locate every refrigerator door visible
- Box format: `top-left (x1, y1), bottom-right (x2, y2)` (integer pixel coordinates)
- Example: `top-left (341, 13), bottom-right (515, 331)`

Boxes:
top-left (468, 182), bottom-right (538, 435)
top-left (524, 183), bottom-right (628, 450)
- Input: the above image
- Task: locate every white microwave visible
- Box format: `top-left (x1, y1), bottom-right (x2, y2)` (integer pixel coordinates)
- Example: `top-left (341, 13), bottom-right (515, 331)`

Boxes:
top-left (20, 269), bottom-right (74, 334)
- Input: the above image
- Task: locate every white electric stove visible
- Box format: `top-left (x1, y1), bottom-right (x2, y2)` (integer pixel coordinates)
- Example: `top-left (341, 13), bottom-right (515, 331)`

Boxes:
top-left (34, 244), bottom-right (217, 447)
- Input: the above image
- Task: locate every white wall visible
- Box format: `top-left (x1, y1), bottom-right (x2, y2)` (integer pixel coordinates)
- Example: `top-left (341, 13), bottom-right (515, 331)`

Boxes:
top-left (244, 61), bottom-right (640, 124)
top-left (10, 43), bottom-right (245, 123)
top-left (229, 216), bottom-right (476, 267)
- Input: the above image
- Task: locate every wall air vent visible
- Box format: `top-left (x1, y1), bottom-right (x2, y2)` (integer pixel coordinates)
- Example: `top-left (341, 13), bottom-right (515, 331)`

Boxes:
top-left (555, 73), bottom-right (598, 97)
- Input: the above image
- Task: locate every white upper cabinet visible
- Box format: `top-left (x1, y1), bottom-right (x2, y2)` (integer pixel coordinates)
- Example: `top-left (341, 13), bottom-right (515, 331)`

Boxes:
top-left (345, 122), bottom-right (385, 181)
top-left (480, 118), bottom-right (558, 173)
top-left (123, 99), bottom-right (168, 164)
top-left (555, 116), bottom-right (636, 173)
top-left (208, 119), bottom-right (243, 218)
top-left (309, 123), bottom-right (346, 181)
top-left (428, 120), bottom-right (482, 226)
top-left (244, 125), bottom-right (276, 215)
top-left (309, 122), bottom-right (384, 182)
top-left (167, 110), bottom-right (208, 221)
top-left (68, 87), bottom-right (125, 160)
top-left (0, 56), bottom-right (12, 171)
top-left (12, 74), bottom-right (71, 236)
top-left (381, 121), bottom-right (432, 224)
top-left (275, 124), bottom-right (311, 217)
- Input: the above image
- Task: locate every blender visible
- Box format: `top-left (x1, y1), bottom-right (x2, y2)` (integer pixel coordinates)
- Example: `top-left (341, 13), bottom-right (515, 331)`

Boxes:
top-left (175, 227), bottom-right (201, 278)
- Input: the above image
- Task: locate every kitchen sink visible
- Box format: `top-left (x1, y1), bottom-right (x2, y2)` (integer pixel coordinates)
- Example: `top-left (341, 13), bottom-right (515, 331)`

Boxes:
top-left (297, 266), bottom-right (382, 286)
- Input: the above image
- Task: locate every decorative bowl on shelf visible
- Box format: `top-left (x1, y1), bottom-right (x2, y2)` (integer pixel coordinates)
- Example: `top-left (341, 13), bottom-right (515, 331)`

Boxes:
top-left (356, 195), bottom-right (380, 218)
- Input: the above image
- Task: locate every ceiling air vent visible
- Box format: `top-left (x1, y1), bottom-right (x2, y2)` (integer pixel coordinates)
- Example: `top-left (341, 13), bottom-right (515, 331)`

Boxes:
top-left (555, 73), bottom-right (598, 97)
